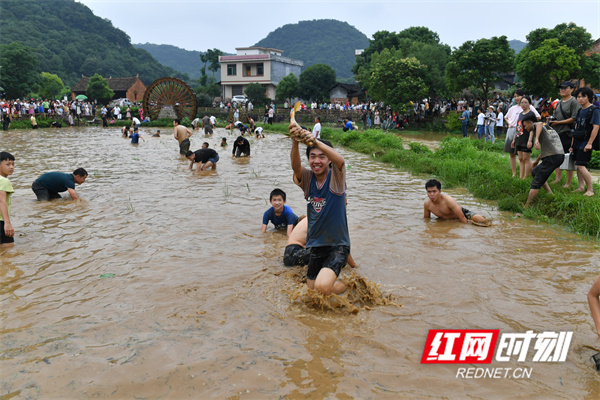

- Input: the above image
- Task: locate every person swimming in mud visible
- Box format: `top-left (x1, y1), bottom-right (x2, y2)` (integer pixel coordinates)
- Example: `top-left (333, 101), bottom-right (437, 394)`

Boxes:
top-left (284, 215), bottom-right (356, 268)
top-left (423, 179), bottom-right (488, 224)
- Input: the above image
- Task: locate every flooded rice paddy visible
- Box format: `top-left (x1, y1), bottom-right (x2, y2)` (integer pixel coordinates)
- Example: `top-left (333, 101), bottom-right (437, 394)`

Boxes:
top-left (1, 126), bottom-right (599, 399)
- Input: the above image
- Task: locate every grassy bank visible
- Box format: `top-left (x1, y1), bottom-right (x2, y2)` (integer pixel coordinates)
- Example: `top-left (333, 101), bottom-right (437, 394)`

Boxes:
top-left (264, 123), bottom-right (600, 239)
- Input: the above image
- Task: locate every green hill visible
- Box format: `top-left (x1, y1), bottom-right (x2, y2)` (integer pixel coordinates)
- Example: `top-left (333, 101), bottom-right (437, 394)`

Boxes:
top-left (133, 43), bottom-right (214, 80)
top-left (0, 0), bottom-right (187, 86)
top-left (509, 40), bottom-right (527, 54)
top-left (253, 19), bottom-right (369, 81)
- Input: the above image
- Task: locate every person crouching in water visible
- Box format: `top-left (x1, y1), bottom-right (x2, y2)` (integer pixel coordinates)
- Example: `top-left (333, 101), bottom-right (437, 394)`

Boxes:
top-left (186, 148), bottom-right (219, 172)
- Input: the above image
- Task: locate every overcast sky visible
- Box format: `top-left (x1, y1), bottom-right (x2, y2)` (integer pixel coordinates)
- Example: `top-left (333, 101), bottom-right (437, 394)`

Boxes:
top-left (77, 0), bottom-right (600, 53)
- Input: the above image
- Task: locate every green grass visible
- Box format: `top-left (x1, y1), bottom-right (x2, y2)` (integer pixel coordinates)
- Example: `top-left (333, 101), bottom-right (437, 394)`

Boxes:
top-left (264, 123), bottom-right (600, 239)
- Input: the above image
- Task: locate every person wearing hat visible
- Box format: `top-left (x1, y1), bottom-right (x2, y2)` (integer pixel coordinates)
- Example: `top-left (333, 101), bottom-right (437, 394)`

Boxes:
top-left (549, 81), bottom-right (580, 187)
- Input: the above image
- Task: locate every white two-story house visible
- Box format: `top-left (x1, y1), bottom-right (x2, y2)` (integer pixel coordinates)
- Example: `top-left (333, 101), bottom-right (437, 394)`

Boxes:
top-left (219, 47), bottom-right (303, 101)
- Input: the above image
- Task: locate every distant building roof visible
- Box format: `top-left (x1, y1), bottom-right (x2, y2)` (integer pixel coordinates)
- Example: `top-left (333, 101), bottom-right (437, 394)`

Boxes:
top-left (586, 38), bottom-right (600, 56)
top-left (71, 75), bottom-right (142, 92)
top-left (330, 83), bottom-right (362, 97)
top-left (235, 47), bottom-right (284, 53)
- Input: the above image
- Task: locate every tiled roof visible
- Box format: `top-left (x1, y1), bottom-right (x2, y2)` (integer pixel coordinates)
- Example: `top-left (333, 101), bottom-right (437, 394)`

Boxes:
top-left (71, 76), bottom-right (142, 92)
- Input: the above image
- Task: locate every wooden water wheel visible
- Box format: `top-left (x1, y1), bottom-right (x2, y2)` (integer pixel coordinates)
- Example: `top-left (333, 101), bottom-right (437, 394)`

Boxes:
top-left (143, 77), bottom-right (197, 121)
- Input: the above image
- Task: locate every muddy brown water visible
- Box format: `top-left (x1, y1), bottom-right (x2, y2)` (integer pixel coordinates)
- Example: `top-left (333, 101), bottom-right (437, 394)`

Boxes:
top-left (1, 127), bottom-right (599, 399)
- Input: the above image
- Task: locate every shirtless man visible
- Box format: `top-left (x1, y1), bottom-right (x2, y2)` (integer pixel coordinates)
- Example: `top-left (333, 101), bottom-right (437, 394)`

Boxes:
top-left (283, 216), bottom-right (356, 268)
top-left (248, 117), bottom-right (256, 133)
top-left (423, 179), bottom-right (487, 224)
top-left (173, 118), bottom-right (192, 155)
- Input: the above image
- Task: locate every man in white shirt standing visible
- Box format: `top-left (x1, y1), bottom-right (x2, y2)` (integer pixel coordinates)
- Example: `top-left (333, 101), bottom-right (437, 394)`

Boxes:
top-left (312, 116), bottom-right (321, 139)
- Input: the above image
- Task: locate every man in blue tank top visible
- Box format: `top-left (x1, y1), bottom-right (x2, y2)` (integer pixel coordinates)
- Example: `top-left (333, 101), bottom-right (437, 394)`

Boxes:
top-left (290, 128), bottom-right (350, 295)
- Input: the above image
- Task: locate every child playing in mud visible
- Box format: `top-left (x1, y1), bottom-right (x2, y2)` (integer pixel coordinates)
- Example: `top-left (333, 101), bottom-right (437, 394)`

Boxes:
top-left (261, 188), bottom-right (298, 236)
top-left (290, 127), bottom-right (350, 295)
top-left (423, 179), bottom-right (488, 225)
top-left (220, 137), bottom-right (228, 147)
top-left (284, 215), bottom-right (356, 268)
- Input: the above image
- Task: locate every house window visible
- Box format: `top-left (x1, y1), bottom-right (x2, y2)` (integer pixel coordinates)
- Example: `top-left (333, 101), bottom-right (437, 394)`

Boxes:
top-left (245, 65), bottom-right (251, 76)
top-left (257, 63), bottom-right (264, 76)
top-left (227, 64), bottom-right (237, 76)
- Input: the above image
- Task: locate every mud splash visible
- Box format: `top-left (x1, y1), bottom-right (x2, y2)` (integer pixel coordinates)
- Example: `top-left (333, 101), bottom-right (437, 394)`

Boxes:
top-left (283, 267), bottom-right (401, 313)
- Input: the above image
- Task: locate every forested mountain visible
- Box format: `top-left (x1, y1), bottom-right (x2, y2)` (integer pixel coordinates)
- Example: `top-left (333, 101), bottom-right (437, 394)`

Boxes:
top-left (254, 20), bottom-right (370, 81)
top-left (0, 0), bottom-right (187, 87)
top-left (133, 43), bottom-right (215, 80)
top-left (509, 40), bottom-right (527, 54)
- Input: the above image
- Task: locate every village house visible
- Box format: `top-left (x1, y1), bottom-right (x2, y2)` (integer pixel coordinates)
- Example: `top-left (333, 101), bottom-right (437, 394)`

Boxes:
top-left (71, 75), bottom-right (147, 103)
top-left (219, 47), bottom-right (303, 100)
top-left (329, 83), bottom-right (363, 105)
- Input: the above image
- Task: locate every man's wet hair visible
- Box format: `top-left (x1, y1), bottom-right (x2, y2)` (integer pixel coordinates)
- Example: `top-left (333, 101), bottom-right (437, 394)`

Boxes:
top-left (270, 188), bottom-right (286, 201)
top-left (425, 179), bottom-right (441, 190)
top-left (306, 139), bottom-right (333, 159)
top-left (174, 118), bottom-right (180, 124)
top-left (73, 168), bottom-right (88, 177)
top-left (0, 151), bottom-right (15, 162)
top-left (203, 142), bottom-right (209, 147)
top-left (185, 150), bottom-right (194, 157)
top-left (236, 136), bottom-right (245, 143)
top-left (574, 87), bottom-right (595, 102)
top-left (521, 113), bottom-right (538, 124)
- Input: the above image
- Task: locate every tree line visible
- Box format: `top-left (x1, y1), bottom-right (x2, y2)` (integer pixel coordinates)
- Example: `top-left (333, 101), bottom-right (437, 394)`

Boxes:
top-left (354, 24), bottom-right (599, 112)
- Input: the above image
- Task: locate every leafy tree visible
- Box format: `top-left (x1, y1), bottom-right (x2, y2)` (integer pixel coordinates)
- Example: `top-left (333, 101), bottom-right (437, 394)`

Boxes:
top-left (199, 53), bottom-right (208, 79)
top-left (353, 27), bottom-right (450, 96)
top-left (244, 83), bottom-right (268, 104)
top-left (357, 49), bottom-right (428, 112)
top-left (196, 93), bottom-right (212, 107)
top-left (206, 48), bottom-right (223, 78)
top-left (86, 74), bottom-right (114, 104)
top-left (204, 83), bottom-right (221, 99)
top-left (396, 26), bottom-right (442, 45)
top-left (580, 53), bottom-right (600, 89)
top-left (39, 72), bottom-right (64, 100)
top-left (0, 42), bottom-right (41, 98)
top-left (516, 23), bottom-right (595, 96)
top-left (276, 73), bottom-right (299, 103)
top-left (445, 36), bottom-right (514, 106)
top-left (298, 64), bottom-right (336, 101)
top-left (198, 74), bottom-right (208, 87)
top-left (515, 39), bottom-right (579, 96)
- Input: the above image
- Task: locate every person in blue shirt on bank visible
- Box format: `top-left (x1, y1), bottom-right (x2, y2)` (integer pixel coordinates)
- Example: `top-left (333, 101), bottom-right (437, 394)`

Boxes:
top-left (260, 188), bottom-right (298, 236)
top-left (342, 118), bottom-right (353, 132)
top-left (31, 168), bottom-right (88, 201)
top-left (459, 108), bottom-right (470, 137)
